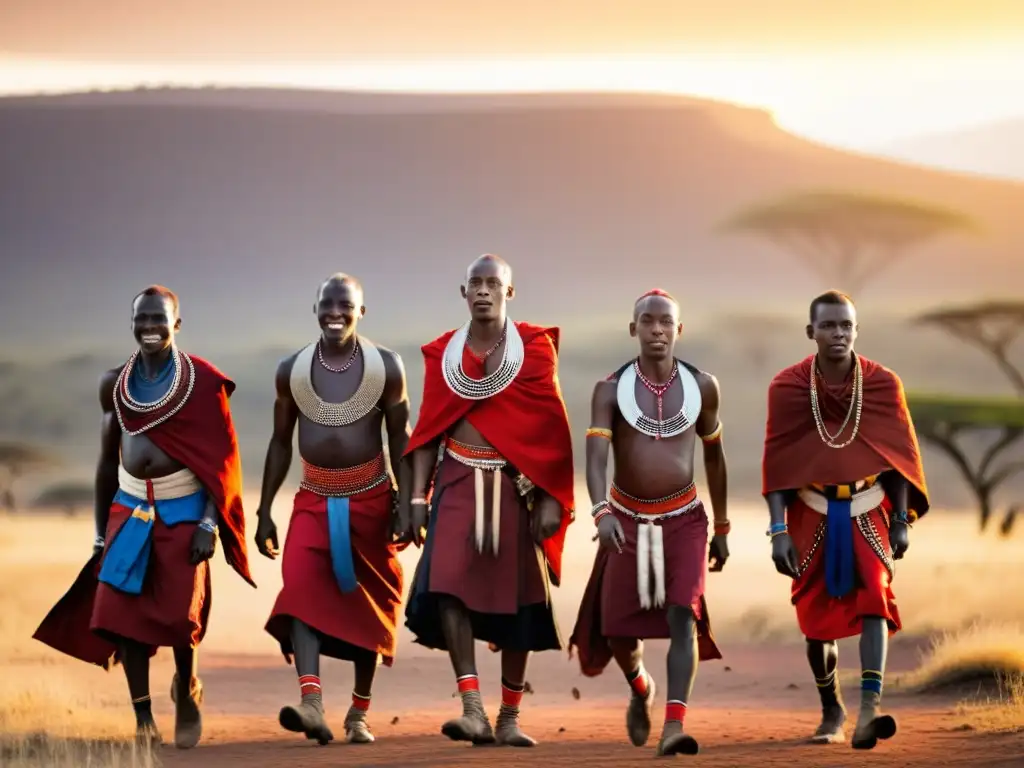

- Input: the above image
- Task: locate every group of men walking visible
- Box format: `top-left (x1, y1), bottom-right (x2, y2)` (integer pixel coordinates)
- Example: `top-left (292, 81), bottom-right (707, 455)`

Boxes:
top-left (32, 253), bottom-right (929, 758)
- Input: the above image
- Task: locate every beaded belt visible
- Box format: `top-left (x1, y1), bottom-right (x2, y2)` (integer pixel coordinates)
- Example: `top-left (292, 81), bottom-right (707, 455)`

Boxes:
top-left (444, 438), bottom-right (533, 557)
top-left (798, 483), bottom-right (884, 518)
top-left (299, 454), bottom-right (390, 497)
top-left (610, 483), bottom-right (700, 611)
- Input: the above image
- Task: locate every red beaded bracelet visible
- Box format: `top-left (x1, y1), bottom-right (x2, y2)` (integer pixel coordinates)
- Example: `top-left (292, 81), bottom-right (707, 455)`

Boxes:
top-left (713, 520), bottom-right (731, 536)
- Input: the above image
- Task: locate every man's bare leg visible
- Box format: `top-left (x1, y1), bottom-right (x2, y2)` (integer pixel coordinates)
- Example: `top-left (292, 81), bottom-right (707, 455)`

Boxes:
top-left (852, 616), bottom-right (896, 750)
top-left (610, 637), bottom-right (656, 747)
top-left (806, 638), bottom-right (846, 743)
top-left (121, 640), bottom-right (160, 746)
top-left (344, 648), bottom-right (378, 744)
top-left (170, 646), bottom-right (203, 749)
top-left (438, 596), bottom-right (494, 743)
top-left (494, 649), bottom-right (535, 746)
top-left (656, 606), bottom-right (700, 756)
top-left (278, 619), bottom-right (333, 744)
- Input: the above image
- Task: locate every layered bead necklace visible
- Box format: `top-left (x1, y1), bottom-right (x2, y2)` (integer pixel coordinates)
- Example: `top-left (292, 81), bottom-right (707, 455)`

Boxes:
top-left (290, 337), bottom-right (386, 427)
top-left (810, 354), bottom-right (864, 449)
top-left (442, 319), bottom-right (524, 400)
top-left (617, 359), bottom-right (702, 439)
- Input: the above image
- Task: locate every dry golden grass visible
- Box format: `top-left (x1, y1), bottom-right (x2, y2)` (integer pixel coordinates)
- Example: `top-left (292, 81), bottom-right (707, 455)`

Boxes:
top-left (896, 621), bottom-right (1024, 733)
top-left (0, 671), bottom-right (159, 767)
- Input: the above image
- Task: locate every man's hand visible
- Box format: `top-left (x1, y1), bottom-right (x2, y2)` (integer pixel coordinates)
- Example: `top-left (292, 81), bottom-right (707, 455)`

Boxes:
top-left (708, 534), bottom-right (729, 572)
top-left (596, 513), bottom-right (625, 553)
top-left (389, 490), bottom-right (412, 545)
top-left (189, 526), bottom-right (216, 565)
top-left (255, 510), bottom-right (280, 559)
top-left (409, 499), bottom-right (428, 547)
top-left (531, 495), bottom-right (563, 543)
top-left (890, 520), bottom-right (910, 560)
top-left (771, 532), bottom-right (800, 579)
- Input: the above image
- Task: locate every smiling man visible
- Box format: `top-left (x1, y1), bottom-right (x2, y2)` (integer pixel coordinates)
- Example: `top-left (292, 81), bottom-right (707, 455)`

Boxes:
top-left (761, 290), bottom-right (929, 750)
top-left (33, 285), bottom-right (253, 750)
top-left (569, 289), bottom-right (728, 757)
top-left (255, 273), bottom-right (411, 746)
top-left (399, 254), bottom-right (575, 748)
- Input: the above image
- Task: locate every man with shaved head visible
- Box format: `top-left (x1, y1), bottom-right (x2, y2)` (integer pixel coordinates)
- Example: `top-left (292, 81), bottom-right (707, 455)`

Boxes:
top-left (761, 290), bottom-right (929, 750)
top-left (569, 288), bottom-right (729, 757)
top-left (399, 254), bottom-right (575, 747)
top-left (254, 272), bottom-right (412, 745)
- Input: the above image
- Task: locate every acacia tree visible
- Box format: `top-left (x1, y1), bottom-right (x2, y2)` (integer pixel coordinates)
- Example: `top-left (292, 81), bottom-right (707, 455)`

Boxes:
top-left (907, 395), bottom-right (1024, 533)
top-left (0, 442), bottom-right (58, 511)
top-left (719, 190), bottom-right (978, 295)
top-left (916, 301), bottom-right (1024, 396)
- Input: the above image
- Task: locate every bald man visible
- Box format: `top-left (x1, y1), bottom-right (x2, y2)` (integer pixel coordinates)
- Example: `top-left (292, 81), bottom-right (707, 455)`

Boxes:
top-left (255, 273), bottom-right (413, 746)
top-left (399, 254), bottom-right (576, 747)
top-left (568, 289), bottom-right (729, 757)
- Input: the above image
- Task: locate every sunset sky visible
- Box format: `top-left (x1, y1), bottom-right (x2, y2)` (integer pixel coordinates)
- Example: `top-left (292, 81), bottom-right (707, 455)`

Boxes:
top-left (2, 1), bottom-right (1023, 150)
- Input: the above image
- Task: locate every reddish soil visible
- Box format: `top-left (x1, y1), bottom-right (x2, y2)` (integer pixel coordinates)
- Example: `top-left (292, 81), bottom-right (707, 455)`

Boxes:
top-left (144, 642), bottom-right (1022, 767)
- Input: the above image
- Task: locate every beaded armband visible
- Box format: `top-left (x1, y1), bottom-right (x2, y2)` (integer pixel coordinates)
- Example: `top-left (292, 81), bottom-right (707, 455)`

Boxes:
top-left (699, 422), bottom-right (723, 444)
top-left (766, 522), bottom-right (788, 539)
top-left (586, 427), bottom-right (613, 441)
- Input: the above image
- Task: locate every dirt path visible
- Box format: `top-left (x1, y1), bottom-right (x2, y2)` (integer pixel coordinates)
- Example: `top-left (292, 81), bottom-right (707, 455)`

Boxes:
top-left (140, 641), bottom-right (1023, 766)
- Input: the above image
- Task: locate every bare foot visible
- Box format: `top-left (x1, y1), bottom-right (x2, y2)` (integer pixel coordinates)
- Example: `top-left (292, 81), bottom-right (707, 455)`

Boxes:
top-left (170, 673), bottom-right (203, 749)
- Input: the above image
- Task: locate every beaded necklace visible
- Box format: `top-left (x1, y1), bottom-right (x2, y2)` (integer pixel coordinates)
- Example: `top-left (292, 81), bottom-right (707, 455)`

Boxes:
top-left (616, 359), bottom-right (701, 439)
top-left (290, 337), bottom-right (386, 427)
top-left (810, 354), bottom-right (863, 449)
top-left (442, 319), bottom-right (524, 400)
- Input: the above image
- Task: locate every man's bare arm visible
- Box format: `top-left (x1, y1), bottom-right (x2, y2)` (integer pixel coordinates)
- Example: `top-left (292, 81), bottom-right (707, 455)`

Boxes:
top-left (585, 381), bottom-right (616, 510)
top-left (255, 356), bottom-right (300, 518)
top-left (695, 373), bottom-right (728, 528)
top-left (94, 369), bottom-right (123, 547)
top-left (380, 349), bottom-right (413, 505)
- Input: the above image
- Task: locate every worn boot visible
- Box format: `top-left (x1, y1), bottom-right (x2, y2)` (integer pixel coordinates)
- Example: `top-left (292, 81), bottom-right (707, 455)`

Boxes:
top-left (495, 703), bottom-right (536, 747)
top-left (441, 688), bottom-right (495, 744)
top-left (626, 674), bottom-right (656, 747)
top-left (169, 673), bottom-right (203, 749)
top-left (279, 693), bottom-right (334, 745)
top-left (851, 690), bottom-right (896, 750)
top-left (344, 705), bottom-right (374, 744)
top-left (810, 671), bottom-right (846, 744)
top-left (654, 701), bottom-right (698, 757)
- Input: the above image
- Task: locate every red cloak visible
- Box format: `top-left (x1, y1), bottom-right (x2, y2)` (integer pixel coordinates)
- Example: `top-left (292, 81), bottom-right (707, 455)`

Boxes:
top-left (33, 351), bottom-right (253, 667)
top-left (762, 354), bottom-right (929, 518)
top-left (404, 322), bottom-right (575, 585)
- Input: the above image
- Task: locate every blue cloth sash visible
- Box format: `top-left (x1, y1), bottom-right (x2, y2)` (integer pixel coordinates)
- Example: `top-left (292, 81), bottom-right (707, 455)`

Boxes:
top-left (824, 498), bottom-right (855, 598)
top-left (327, 496), bottom-right (358, 594)
top-left (98, 487), bottom-right (206, 595)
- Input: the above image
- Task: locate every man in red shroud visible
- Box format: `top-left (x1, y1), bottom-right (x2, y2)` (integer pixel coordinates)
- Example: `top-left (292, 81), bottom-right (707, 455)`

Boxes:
top-left (399, 254), bottom-right (575, 747)
top-left (762, 290), bottom-right (928, 750)
top-left (33, 285), bottom-right (253, 750)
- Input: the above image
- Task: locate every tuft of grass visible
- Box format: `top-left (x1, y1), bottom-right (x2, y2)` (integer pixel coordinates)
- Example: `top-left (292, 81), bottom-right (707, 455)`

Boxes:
top-left (954, 673), bottom-right (1024, 734)
top-left (896, 622), bottom-right (1024, 694)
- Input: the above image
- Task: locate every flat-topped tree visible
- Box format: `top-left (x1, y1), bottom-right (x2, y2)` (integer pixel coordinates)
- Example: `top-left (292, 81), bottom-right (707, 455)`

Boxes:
top-left (907, 394), bottom-right (1024, 533)
top-left (720, 190), bottom-right (978, 295)
top-left (916, 300), bottom-right (1024, 397)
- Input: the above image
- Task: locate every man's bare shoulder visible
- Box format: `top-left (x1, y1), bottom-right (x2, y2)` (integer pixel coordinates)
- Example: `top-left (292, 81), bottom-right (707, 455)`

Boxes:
top-left (593, 377), bottom-right (617, 400)
top-left (375, 344), bottom-right (405, 373)
top-left (98, 365), bottom-right (124, 409)
top-left (274, 349), bottom-right (304, 397)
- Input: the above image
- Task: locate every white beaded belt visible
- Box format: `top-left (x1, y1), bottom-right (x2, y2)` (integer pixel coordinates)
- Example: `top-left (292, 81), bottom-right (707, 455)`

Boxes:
top-left (445, 447), bottom-right (507, 556)
top-left (797, 483), bottom-right (884, 518)
top-left (118, 465), bottom-right (202, 501)
top-left (609, 493), bottom-right (702, 611)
